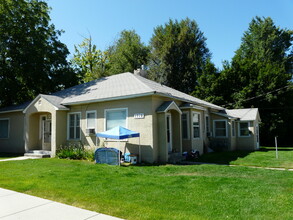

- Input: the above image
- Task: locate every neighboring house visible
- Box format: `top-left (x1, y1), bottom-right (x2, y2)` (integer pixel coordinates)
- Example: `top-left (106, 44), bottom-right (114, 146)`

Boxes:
top-left (0, 71), bottom-right (260, 163)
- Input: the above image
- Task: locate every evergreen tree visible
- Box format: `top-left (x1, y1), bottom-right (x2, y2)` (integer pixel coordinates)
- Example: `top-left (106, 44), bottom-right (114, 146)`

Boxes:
top-left (148, 18), bottom-right (211, 94)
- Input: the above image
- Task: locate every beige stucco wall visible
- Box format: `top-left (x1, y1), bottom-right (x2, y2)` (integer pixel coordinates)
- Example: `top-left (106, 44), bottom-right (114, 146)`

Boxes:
top-left (210, 114), bottom-right (231, 151)
top-left (67, 96), bottom-right (154, 162)
top-left (236, 121), bottom-right (256, 151)
top-left (55, 111), bottom-right (68, 154)
top-left (0, 111), bottom-right (25, 153)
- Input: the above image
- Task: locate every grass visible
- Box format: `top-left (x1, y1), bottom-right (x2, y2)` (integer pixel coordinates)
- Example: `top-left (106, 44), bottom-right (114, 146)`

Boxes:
top-left (0, 158), bottom-right (292, 219)
top-left (0, 152), bottom-right (23, 160)
top-left (195, 147), bottom-right (293, 169)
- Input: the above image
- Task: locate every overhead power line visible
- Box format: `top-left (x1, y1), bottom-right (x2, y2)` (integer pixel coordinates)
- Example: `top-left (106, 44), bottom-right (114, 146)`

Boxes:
top-left (223, 84), bottom-right (293, 108)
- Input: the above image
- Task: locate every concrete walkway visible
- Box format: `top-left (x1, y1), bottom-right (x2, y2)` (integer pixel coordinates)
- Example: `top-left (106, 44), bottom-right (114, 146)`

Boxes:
top-left (0, 188), bottom-right (123, 220)
top-left (0, 156), bottom-right (39, 162)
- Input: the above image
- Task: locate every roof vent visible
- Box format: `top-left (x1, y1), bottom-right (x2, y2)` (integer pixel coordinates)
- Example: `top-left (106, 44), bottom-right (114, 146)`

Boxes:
top-left (134, 65), bottom-right (147, 77)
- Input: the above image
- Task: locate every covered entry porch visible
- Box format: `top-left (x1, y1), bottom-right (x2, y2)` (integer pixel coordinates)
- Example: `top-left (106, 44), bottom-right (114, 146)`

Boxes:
top-left (157, 101), bottom-right (182, 163)
top-left (23, 95), bottom-right (68, 157)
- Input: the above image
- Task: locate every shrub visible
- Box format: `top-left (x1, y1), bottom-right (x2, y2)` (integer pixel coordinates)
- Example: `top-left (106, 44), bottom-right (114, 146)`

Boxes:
top-left (57, 143), bottom-right (94, 161)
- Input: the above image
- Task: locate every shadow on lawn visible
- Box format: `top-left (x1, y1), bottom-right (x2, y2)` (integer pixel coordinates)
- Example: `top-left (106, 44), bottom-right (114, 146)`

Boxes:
top-left (259, 147), bottom-right (293, 152)
top-left (193, 151), bottom-right (253, 165)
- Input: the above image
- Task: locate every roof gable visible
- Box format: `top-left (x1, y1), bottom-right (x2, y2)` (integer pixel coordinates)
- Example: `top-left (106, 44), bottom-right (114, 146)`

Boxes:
top-left (225, 108), bottom-right (260, 121)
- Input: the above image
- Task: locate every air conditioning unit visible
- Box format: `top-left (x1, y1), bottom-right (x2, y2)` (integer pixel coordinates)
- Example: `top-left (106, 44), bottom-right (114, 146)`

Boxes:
top-left (86, 128), bottom-right (96, 136)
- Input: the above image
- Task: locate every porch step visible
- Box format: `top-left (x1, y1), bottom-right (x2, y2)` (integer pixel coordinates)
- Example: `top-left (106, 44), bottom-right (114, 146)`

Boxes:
top-left (24, 150), bottom-right (51, 158)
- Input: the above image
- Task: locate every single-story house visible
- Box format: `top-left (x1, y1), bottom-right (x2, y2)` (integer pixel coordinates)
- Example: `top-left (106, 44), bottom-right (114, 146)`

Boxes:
top-left (0, 71), bottom-right (260, 163)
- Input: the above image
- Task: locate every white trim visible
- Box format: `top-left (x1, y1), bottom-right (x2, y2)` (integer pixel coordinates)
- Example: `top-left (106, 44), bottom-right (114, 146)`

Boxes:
top-left (182, 111), bottom-right (190, 140)
top-left (0, 109), bottom-right (24, 114)
top-left (86, 110), bottom-right (97, 130)
top-left (238, 121), bottom-right (251, 137)
top-left (231, 120), bottom-right (236, 137)
top-left (166, 113), bottom-right (172, 152)
top-left (205, 115), bottom-right (210, 134)
top-left (192, 112), bottom-right (200, 139)
top-left (180, 105), bottom-right (206, 111)
top-left (39, 115), bottom-right (47, 140)
top-left (0, 118), bottom-right (10, 139)
top-left (104, 108), bottom-right (128, 131)
top-left (62, 92), bottom-right (155, 106)
top-left (61, 91), bottom-right (223, 111)
top-left (157, 101), bottom-right (182, 114)
top-left (213, 119), bottom-right (228, 138)
top-left (67, 112), bottom-right (81, 140)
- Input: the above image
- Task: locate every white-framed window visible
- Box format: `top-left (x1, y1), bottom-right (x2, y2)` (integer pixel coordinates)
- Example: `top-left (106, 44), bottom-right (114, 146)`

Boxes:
top-left (181, 112), bottom-right (189, 139)
top-left (0, 118), bottom-right (9, 139)
top-left (192, 112), bottom-right (200, 138)
top-left (232, 121), bottom-right (236, 137)
top-left (239, 122), bottom-right (250, 137)
top-left (86, 111), bottom-right (96, 129)
top-left (105, 108), bottom-right (127, 131)
top-left (67, 112), bottom-right (81, 140)
top-left (205, 115), bottom-right (210, 135)
top-left (214, 120), bottom-right (228, 138)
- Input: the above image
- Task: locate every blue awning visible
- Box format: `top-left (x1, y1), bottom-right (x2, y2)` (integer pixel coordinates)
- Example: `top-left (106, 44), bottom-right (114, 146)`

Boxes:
top-left (96, 126), bottom-right (140, 140)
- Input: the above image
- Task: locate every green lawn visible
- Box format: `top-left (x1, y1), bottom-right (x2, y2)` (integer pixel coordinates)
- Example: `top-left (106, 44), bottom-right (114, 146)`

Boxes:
top-left (195, 147), bottom-right (293, 169)
top-left (0, 159), bottom-right (292, 219)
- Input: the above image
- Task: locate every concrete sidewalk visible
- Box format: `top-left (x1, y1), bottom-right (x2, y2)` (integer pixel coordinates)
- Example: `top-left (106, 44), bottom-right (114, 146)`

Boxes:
top-left (0, 188), bottom-right (123, 220)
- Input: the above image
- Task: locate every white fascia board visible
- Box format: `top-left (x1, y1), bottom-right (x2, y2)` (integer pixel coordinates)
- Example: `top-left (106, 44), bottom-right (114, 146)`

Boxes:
top-left (180, 105), bottom-right (206, 111)
top-left (0, 109), bottom-right (24, 114)
top-left (154, 92), bottom-right (223, 111)
top-left (61, 92), bottom-right (156, 106)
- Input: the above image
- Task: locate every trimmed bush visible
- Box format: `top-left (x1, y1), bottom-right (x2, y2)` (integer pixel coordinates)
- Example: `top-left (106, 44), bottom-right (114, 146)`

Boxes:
top-left (57, 143), bottom-right (94, 161)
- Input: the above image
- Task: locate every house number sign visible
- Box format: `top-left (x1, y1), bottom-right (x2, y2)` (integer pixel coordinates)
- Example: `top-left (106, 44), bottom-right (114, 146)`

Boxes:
top-left (134, 113), bottom-right (145, 119)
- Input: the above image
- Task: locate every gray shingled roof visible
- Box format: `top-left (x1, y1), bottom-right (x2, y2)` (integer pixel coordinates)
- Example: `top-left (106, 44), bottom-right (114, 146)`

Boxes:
top-left (0, 101), bottom-right (30, 113)
top-left (59, 72), bottom-right (223, 110)
top-left (225, 108), bottom-right (259, 121)
top-left (1, 72), bottom-right (224, 113)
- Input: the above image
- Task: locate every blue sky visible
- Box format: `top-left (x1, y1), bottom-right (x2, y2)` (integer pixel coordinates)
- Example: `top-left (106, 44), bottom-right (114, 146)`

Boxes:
top-left (46, 0), bottom-right (292, 69)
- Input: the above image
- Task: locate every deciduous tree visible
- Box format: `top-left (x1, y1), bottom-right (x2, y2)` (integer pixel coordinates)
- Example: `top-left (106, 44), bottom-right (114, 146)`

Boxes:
top-left (0, 0), bottom-right (78, 107)
top-left (72, 37), bottom-right (109, 83)
top-left (107, 30), bottom-right (149, 74)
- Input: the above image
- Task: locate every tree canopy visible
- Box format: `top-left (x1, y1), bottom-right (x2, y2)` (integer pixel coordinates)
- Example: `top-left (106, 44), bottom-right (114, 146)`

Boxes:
top-left (194, 16), bottom-right (293, 146)
top-left (148, 18), bottom-right (211, 94)
top-left (107, 30), bottom-right (149, 74)
top-left (0, 0), bottom-right (77, 107)
top-left (72, 37), bottom-right (109, 83)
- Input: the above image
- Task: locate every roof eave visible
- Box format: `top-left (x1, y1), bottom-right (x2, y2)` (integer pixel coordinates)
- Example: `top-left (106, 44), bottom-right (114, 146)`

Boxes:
top-left (61, 92), bottom-right (156, 106)
top-left (154, 92), bottom-right (223, 111)
top-left (0, 109), bottom-right (24, 114)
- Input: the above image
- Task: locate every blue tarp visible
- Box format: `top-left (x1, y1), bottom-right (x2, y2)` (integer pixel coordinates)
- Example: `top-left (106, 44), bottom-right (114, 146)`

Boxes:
top-left (96, 126), bottom-right (140, 140)
top-left (95, 148), bottom-right (121, 165)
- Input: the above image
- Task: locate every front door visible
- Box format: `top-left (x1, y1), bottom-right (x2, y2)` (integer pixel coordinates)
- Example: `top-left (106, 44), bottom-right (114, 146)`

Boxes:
top-left (166, 114), bottom-right (172, 152)
top-left (41, 116), bottom-right (51, 150)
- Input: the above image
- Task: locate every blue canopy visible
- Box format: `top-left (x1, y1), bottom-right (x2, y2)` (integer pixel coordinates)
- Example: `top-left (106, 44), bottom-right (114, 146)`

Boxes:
top-left (96, 126), bottom-right (140, 140)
